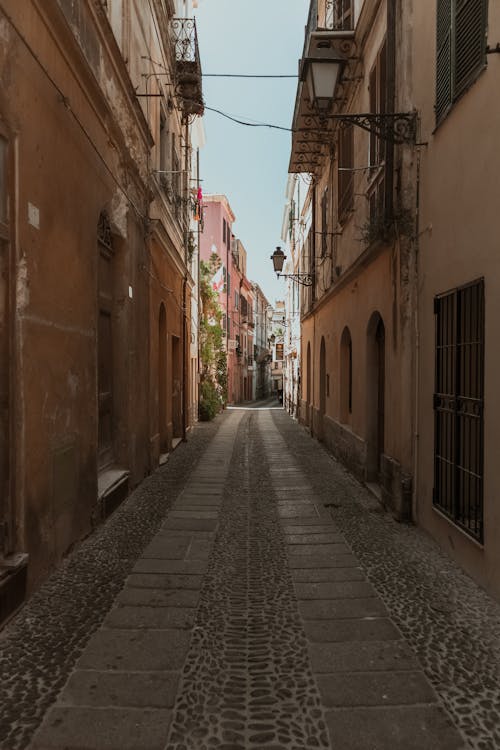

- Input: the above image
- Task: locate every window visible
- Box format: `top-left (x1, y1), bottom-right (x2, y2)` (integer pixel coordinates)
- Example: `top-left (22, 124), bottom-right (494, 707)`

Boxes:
top-left (433, 279), bottom-right (484, 542)
top-left (0, 136), bottom-right (7, 226)
top-left (159, 110), bottom-right (170, 192)
top-left (324, 0), bottom-right (353, 31)
top-left (436, 0), bottom-right (487, 124)
top-left (276, 343), bottom-right (284, 361)
top-left (223, 218), bottom-right (226, 245)
top-left (338, 125), bottom-right (354, 223)
top-left (369, 41), bottom-right (387, 171)
top-left (340, 327), bottom-right (352, 423)
top-left (321, 188), bottom-right (328, 257)
top-left (234, 290), bottom-right (239, 310)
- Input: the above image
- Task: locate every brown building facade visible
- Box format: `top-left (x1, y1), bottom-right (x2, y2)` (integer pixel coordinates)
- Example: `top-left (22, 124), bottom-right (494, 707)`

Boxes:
top-left (0, 0), bottom-right (202, 623)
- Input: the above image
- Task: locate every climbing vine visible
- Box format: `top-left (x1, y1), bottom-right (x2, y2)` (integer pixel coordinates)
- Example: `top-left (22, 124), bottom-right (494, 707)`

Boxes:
top-left (199, 254), bottom-right (227, 420)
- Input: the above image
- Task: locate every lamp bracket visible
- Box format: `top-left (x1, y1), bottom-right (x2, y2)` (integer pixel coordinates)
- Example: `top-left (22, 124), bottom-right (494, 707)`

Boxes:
top-left (299, 111), bottom-right (418, 145)
top-left (277, 273), bottom-right (313, 287)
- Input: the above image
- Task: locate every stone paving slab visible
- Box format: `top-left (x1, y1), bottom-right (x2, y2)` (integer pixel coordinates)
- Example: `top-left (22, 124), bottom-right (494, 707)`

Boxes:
top-left (117, 586), bottom-right (200, 607)
top-left (291, 567), bottom-right (365, 583)
top-left (304, 617), bottom-right (401, 643)
top-left (168, 510), bottom-right (218, 519)
top-left (161, 518), bottom-right (218, 532)
top-left (132, 558), bottom-right (208, 575)
top-left (309, 640), bottom-right (418, 673)
top-left (288, 553), bottom-right (359, 568)
top-left (31, 707), bottom-right (172, 750)
top-left (294, 580), bottom-right (378, 599)
top-left (185, 540), bottom-right (212, 560)
top-left (60, 670), bottom-right (179, 709)
top-left (299, 597), bottom-right (388, 619)
top-left (141, 538), bottom-right (190, 559)
top-left (325, 706), bottom-right (466, 750)
top-left (283, 524), bottom-right (341, 535)
top-left (287, 542), bottom-right (352, 556)
top-left (104, 606), bottom-right (195, 630)
top-left (285, 533), bottom-right (345, 544)
top-left (316, 670), bottom-right (437, 708)
top-left (77, 629), bottom-right (190, 671)
top-left (126, 573), bottom-right (203, 590)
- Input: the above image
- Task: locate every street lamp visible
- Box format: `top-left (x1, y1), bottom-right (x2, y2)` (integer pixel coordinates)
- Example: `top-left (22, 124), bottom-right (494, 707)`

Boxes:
top-left (299, 32), bottom-right (417, 145)
top-left (270, 246), bottom-right (313, 286)
top-left (301, 33), bottom-right (346, 115)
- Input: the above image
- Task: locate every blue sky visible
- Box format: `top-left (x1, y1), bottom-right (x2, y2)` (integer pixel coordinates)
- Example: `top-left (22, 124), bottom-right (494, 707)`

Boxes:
top-left (194, 0), bottom-right (309, 304)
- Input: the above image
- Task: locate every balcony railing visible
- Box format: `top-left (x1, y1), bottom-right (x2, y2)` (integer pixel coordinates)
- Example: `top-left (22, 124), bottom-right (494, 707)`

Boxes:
top-left (319, 0), bottom-right (354, 31)
top-left (171, 18), bottom-right (204, 116)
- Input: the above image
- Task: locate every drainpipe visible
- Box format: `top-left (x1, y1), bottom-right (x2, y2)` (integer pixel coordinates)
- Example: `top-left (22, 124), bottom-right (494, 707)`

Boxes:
top-left (412, 149), bottom-right (422, 522)
top-left (385, 0), bottom-right (396, 218)
top-left (182, 274), bottom-right (187, 441)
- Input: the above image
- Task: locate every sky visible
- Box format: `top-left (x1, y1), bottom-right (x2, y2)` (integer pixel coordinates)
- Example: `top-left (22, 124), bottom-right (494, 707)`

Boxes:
top-left (193, 0), bottom-right (309, 304)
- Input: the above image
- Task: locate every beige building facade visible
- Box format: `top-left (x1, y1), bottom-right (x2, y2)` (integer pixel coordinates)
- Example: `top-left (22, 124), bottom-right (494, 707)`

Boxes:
top-left (410, 0), bottom-right (500, 598)
top-left (290, 0), bottom-right (500, 599)
top-left (290, 0), bottom-right (416, 520)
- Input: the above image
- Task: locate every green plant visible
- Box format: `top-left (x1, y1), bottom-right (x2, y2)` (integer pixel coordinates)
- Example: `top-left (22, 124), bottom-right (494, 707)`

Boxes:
top-left (198, 257), bottom-right (227, 421)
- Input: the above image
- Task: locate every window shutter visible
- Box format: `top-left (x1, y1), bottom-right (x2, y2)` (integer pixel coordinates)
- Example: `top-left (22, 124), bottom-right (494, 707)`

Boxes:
top-left (454, 0), bottom-right (487, 97)
top-left (436, 0), bottom-right (453, 122)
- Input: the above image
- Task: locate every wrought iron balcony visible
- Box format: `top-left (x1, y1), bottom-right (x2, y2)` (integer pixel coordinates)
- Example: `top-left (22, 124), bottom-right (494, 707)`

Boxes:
top-left (319, 0), bottom-right (354, 32)
top-left (171, 18), bottom-right (204, 116)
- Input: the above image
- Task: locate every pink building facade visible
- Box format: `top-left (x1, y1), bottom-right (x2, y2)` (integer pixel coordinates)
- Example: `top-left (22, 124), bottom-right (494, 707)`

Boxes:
top-left (200, 195), bottom-right (255, 404)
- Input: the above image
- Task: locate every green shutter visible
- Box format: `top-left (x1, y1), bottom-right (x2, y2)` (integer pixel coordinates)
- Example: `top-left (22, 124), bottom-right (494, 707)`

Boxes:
top-left (454, 0), bottom-right (487, 97)
top-left (436, 0), bottom-right (453, 122)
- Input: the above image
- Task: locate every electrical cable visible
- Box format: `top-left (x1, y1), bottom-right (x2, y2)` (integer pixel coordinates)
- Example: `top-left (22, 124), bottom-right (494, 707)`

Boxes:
top-left (204, 106), bottom-right (292, 132)
top-left (203, 73), bottom-right (297, 79)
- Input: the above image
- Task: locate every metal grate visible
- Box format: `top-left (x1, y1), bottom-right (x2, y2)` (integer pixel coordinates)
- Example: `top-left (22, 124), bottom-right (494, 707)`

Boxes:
top-left (433, 278), bottom-right (484, 542)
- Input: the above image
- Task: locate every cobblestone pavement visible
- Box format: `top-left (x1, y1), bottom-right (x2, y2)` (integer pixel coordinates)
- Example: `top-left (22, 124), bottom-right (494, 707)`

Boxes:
top-left (21, 404), bottom-right (469, 750)
top-left (273, 409), bottom-right (500, 750)
top-left (0, 419), bottom-right (220, 750)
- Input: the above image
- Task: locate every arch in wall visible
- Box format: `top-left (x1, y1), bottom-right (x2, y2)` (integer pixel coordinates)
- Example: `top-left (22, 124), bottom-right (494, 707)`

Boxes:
top-left (340, 326), bottom-right (352, 425)
top-left (159, 303), bottom-right (168, 454)
top-left (319, 336), bottom-right (327, 417)
top-left (306, 341), bottom-right (312, 425)
top-left (366, 311), bottom-right (386, 481)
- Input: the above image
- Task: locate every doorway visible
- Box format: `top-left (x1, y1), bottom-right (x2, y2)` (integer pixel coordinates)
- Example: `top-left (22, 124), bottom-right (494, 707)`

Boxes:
top-left (172, 335), bottom-right (182, 440)
top-left (0, 239), bottom-right (11, 555)
top-left (366, 313), bottom-right (385, 482)
top-left (159, 304), bottom-right (168, 453)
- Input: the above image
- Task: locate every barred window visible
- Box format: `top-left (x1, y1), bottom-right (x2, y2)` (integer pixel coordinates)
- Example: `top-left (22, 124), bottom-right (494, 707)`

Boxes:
top-left (433, 279), bottom-right (484, 542)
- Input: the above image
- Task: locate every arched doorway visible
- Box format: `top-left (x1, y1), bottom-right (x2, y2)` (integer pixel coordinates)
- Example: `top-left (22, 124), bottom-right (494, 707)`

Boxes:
top-left (340, 327), bottom-right (352, 424)
top-left (158, 304), bottom-right (168, 454)
top-left (319, 337), bottom-right (326, 439)
top-left (366, 312), bottom-right (385, 482)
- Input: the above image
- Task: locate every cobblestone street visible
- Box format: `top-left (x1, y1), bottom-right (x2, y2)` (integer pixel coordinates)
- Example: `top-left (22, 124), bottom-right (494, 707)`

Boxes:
top-left (2, 404), bottom-right (500, 750)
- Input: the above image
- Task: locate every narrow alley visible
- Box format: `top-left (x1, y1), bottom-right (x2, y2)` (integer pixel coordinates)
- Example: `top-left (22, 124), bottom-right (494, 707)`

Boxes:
top-left (1, 405), bottom-right (499, 750)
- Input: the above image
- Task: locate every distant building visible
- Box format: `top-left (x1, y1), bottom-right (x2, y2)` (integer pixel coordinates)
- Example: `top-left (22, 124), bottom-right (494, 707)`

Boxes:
top-left (199, 195), bottom-right (255, 404)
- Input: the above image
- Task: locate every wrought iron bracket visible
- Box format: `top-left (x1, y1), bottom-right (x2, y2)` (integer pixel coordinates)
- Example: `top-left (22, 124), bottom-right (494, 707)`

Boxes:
top-left (277, 273), bottom-right (313, 287)
top-left (299, 112), bottom-right (418, 145)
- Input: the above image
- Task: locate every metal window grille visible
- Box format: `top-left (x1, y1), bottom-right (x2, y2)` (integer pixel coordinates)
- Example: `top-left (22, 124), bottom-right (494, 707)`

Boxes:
top-left (433, 278), bottom-right (485, 542)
